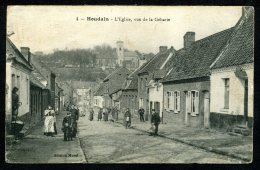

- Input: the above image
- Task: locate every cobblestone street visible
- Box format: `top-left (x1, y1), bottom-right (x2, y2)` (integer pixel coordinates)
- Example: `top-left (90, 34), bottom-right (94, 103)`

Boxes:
top-left (6, 110), bottom-right (247, 163)
top-left (77, 112), bottom-right (243, 163)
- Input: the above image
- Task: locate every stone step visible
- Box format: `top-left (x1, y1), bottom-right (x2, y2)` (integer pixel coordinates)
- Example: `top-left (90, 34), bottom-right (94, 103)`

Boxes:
top-left (232, 127), bottom-right (250, 136)
top-left (236, 125), bottom-right (249, 129)
top-left (228, 132), bottom-right (243, 136)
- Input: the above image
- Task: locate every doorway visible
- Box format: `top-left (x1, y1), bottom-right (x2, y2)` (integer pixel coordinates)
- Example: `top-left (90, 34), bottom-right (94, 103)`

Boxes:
top-left (203, 91), bottom-right (210, 128)
top-left (155, 102), bottom-right (160, 114)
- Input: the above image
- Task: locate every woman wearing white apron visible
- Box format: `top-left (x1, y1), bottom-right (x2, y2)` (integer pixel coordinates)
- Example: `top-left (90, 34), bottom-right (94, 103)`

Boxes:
top-left (43, 106), bottom-right (55, 137)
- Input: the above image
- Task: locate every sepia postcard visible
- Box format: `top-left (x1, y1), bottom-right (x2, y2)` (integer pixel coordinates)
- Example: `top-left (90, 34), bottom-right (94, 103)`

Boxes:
top-left (5, 6), bottom-right (254, 164)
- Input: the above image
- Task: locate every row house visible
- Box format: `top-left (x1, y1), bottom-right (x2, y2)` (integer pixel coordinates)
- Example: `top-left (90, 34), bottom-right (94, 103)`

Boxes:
top-left (55, 83), bottom-right (64, 113)
top-left (137, 46), bottom-right (172, 121)
top-left (6, 38), bottom-right (33, 134)
top-left (120, 67), bottom-right (142, 114)
top-left (93, 84), bottom-right (105, 109)
top-left (209, 7), bottom-right (254, 129)
top-left (147, 47), bottom-right (176, 123)
top-left (161, 28), bottom-right (234, 128)
top-left (103, 67), bottom-right (131, 108)
top-left (94, 67), bottom-right (131, 109)
top-left (31, 54), bottom-right (56, 109)
top-left (6, 38), bottom-right (58, 136)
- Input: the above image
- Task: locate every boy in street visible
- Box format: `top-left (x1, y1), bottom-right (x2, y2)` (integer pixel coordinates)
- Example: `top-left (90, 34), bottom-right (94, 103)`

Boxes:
top-left (151, 109), bottom-right (161, 136)
top-left (62, 112), bottom-right (72, 141)
top-left (138, 107), bottom-right (145, 122)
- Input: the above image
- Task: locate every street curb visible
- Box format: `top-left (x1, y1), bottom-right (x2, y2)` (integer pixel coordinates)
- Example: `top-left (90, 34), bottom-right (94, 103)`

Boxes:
top-left (115, 121), bottom-right (251, 162)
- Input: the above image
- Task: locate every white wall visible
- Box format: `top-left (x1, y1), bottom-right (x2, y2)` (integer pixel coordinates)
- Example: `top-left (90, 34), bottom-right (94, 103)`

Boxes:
top-left (6, 63), bottom-right (31, 118)
top-left (149, 83), bottom-right (164, 117)
top-left (210, 64), bottom-right (253, 118)
top-left (94, 96), bottom-right (104, 108)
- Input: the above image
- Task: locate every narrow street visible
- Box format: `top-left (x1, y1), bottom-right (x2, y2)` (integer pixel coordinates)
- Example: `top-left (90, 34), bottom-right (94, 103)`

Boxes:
top-left (77, 112), bottom-right (242, 163)
top-left (6, 110), bottom-right (245, 163)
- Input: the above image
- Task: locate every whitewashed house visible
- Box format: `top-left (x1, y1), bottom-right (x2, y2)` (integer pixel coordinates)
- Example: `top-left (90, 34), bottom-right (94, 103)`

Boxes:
top-left (93, 84), bottom-right (105, 108)
top-left (6, 38), bottom-right (33, 134)
top-left (147, 47), bottom-right (175, 120)
top-left (210, 7), bottom-right (254, 129)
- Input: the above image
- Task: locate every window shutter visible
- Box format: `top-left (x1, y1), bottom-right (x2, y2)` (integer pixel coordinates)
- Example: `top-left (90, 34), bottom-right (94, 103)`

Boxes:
top-left (169, 92), bottom-right (173, 110)
top-left (195, 91), bottom-right (199, 114)
top-left (164, 92), bottom-right (167, 109)
top-left (187, 91), bottom-right (191, 113)
top-left (173, 91), bottom-right (176, 111)
top-left (177, 91), bottom-right (181, 111)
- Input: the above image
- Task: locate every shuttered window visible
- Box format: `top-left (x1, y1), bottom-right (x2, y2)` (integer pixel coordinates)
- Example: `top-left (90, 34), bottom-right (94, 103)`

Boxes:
top-left (173, 91), bottom-right (180, 112)
top-left (190, 90), bottom-right (199, 116)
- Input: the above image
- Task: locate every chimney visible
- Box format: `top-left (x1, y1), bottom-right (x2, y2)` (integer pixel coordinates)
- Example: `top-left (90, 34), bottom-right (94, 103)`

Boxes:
top-left (159, 46), bottom-right (168, 53)
top-left (20, 47), bottom-right (31, 63)
top-left (184, 32), bottom-right (195, 49)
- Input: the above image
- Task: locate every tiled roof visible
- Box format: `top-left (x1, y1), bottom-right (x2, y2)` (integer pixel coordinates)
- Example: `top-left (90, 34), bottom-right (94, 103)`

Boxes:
top-left (6, 38), bottom-right (33, 70)
top-left (122, 60), bottom-right (150, 90)
top-left (30, 62), bottom-right (48, 89)
top-left (94, 83), bottom-right (104, 96)
top-left (104, 67), bottom-right (130, 81)
top-left (138, 49), bottom-right (171, 75)
top-left (162, 27), bottom-right (234, 82)
top-left (211, 8), bottom-right (254, 69)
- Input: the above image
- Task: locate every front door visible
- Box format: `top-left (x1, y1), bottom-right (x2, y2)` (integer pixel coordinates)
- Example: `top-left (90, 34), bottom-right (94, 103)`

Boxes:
top-left (203, 91), bottom-right (210, 128)
top-left (149, 101), bottom-right (153, 121)
top-left (155, 102), bottom-right (160, 114)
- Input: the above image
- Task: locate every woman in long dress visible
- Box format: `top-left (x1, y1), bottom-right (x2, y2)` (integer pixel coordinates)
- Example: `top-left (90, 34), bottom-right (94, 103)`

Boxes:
top-left (43, 106), bottom-right (55, 137)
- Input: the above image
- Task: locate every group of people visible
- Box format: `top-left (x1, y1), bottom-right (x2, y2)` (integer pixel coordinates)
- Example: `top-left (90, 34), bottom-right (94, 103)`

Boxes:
top-left (96, 107), bottom-right (119, 122)
top-left (90, 106), bottom-right (161, 135)
top-left (43, 104), bottom-right (79, 141)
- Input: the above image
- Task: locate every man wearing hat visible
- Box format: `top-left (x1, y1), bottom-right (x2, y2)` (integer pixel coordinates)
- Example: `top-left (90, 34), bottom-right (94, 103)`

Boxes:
top-left (151, 109), bottom-right (161, 136)
top-left (62, 112), bottom-right (72, 141)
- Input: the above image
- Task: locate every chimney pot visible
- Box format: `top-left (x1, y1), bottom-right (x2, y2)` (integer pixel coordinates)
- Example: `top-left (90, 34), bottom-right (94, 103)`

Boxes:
top-left (184, 32), bottom-right (195, 49)
top-left (159, 46), bottom-right (168, 53)
top-left (20, 47), bottom-right (31, 63)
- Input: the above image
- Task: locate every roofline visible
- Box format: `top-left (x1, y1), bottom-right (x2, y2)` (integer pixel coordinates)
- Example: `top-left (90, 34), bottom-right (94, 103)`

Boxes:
top-left (6, 37), bottom-right (33, 70)
top-left (210, 10), bottom-right (251, 69)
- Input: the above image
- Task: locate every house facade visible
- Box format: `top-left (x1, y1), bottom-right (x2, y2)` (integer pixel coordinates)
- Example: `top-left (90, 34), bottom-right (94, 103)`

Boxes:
top-left (161, 28), bottom-right (234, 128)
top-left (102, 67), bottom-right (131, 108)
top-left (93, 84), bottom-right (105, 108)
top-left (137, 46), bottom-right (172, 121)
top-left (210, 7), bottom-right (254, 129)
top-left (120, 66), bottom-right (142, 114)
top-left (6, 38), bottom-right (33, 134)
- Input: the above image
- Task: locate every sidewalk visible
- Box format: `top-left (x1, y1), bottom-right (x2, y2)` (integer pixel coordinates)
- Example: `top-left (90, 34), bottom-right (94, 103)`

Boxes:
top-left (5, 111), bottom-right (86, 163)
top-left (116, 114), bottom-right (253, 162)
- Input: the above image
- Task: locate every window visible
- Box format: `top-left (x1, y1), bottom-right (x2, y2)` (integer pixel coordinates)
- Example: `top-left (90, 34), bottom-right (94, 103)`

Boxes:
top-left (173, 91), bottom-right (180, 112)
top-left (167, 92), bottom-right (170, 109)
top-left (12, 74), bottom-right (15, 89)
top-left (224, 78), bottom-right (230, 109)
top-left (190, 90), bottom-right (199, 116)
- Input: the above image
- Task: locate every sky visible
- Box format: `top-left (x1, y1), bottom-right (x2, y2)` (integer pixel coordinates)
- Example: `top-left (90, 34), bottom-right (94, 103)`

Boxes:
top-left (7, 6), bottom-right (242, 54)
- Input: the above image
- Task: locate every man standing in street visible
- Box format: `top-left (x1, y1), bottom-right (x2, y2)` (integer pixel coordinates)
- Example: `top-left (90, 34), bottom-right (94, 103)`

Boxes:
top-left (70, 105), bottom-right (79, 138)
top-left (151, 109), bottom-right (160, 136)
top-left (138, 107), bottom-right (145, 122)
